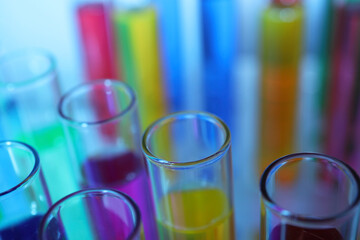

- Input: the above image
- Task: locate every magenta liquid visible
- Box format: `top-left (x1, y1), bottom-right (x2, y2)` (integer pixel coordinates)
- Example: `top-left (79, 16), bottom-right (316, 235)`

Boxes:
top-left (270, 224), bottom-right (343, 240)
top-left (83, 152), bottom-right (157, 239)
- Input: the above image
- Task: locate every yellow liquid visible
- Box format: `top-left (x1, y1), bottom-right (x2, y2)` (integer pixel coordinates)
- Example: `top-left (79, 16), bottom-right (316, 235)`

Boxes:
top-left (258, 4), bottom-right (304, 177)
top-left (113, 6), bottom-right (166, 130)
top-left (157, 188), bottom-right (234, 240)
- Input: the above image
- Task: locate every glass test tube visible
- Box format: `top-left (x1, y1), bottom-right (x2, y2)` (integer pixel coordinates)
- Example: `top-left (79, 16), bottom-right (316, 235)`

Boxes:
top-left (142, 111), bottom-right (235, 240)
top-left (260, 152), bottom-right (360, 240)
top-left (58, 79), bottom-right (158, 239)
top-left (112, 0), bottom-right (167, 130)
top-left (40, 189), bottom-right (141, 240)
top-left (324, 2), bottom-right (360, 171)
top-left (0, 141), bottom-right (51, 240)
top-left (258, 0), bottom-right (304, 177)
top-left (0, 49), bottom-right (79, 202)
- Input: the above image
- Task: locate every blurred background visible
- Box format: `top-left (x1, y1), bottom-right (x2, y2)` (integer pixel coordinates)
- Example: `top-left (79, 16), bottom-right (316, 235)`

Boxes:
top-left (0, 0), bottom-right (359, 239)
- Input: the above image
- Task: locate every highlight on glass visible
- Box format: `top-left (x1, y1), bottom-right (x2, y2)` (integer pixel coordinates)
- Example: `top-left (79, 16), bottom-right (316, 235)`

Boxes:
top-left (260, 152), bottom-right (360, 240)
top-left (0, 141), bottom-right (51, 240)
top-left (58, 79), bottom-right (157, 239)
top-left (142, 111), bottom-right (235, 239)
top-left (39, 188), bottom-right (141, 240)
top-left (0, 49), bottom-right (79, 202)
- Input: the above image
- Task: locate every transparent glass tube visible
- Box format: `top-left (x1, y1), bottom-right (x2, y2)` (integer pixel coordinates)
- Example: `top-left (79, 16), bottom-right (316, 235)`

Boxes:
top-left (0, 49), bottom-right (79, 203)
top-left (0, 141), bottom-right (51, 239)
top-left (142, 111), bottom-right (235, 240)
top-left (58, 79), bottom-right (158, 239)
top-left (260, 153), bottom-right (360, 240)
top-left (40, 188), bottom-right (141, 240)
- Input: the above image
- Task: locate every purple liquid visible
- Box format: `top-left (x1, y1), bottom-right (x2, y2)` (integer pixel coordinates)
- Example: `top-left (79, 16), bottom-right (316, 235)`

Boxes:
top-left (0, 215), bottom-right (43, 240)
top-left (83, 152), bottom-right (157, 239)
top-left (270, 224), bottom-right (343, 240)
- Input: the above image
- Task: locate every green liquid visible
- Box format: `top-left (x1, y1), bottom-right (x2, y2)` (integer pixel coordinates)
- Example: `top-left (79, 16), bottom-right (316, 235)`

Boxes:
top-left (18, 124), bottom-right (93, 239)
top-left (18, 124), bottom-right (78, 202)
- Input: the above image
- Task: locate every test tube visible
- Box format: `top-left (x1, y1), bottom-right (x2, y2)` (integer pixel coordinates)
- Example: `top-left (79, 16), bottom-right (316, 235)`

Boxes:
top-left (40, 189), bottom-right (141, 240)
top-left (142, 111), bottom-right (235, 239)
top-left (201, 0), bottom-right (237, 128)
top-left (0, 49), bottom-right (79, 202)
top-left (324, 1), bottom-right (360, 170)
top-left (58, 79), bottom-right (158, 239)
top-left (74, 0), bottom-right (117, 80)
top-left (260, 153), bottom-right (360, 239)
top-left (0, 141), bottom-right (51, 239)
top-left (111, 0), bottom-right (167, 130)
top-left (257, 0), bottom-right (304, 176)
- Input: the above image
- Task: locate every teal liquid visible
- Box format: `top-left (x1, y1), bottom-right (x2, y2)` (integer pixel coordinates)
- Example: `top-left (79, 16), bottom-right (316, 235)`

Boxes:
top-left (18, 124), bottom-right (93, 239)
top-left (18, 124), bottom-right (78, 202)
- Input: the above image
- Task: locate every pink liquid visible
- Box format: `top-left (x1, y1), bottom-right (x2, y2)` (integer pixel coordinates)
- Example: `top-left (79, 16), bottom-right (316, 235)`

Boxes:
top-left (270, 224), bottom-right (343, 240)
top-left (77, 3), bottom-right (119, 140)
top-left (83, 152), bottom-right (158, 239)
top-left (77, 2), bottom-right (117, 80)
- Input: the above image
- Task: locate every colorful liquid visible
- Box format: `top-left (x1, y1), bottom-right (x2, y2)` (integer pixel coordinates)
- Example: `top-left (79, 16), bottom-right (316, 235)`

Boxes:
top-left (325, 5), bottom-right (360, 171)
top-left (18, 124), bottom-right (78, 202)
top-left (83, 152), bottom-right (157, 239)
top-left (157, 188), bottom-right (234, 240)
top-left (156, 0), bottom-right (183, 112)
top-left (201, 0), bottom-right (236, 128)
top-left (77, 3), bottom-right (119, 139)
top-left (0, 215), bottom-right (43, 240)
top-left (269, 224), bottom-right (343, 240)
top-left (112, 6), bottom-right (167, 130)
top-left (258, 3), bottom-right (303, 176)
top-left (77, 2), bottom-right (117, 80)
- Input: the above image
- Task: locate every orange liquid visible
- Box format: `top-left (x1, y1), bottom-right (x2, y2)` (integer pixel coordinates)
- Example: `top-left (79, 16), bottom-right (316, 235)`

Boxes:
top-left (258, 4), bottom-right (304, 176)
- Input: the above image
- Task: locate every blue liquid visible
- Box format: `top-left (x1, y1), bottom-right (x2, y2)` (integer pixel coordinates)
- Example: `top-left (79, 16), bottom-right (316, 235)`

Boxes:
top-left (0, 215), bottom-right (43, 240)
top-left (157, 0), bottom-right (183, 112)
top-left (201, 0), bottom-right (237, 128)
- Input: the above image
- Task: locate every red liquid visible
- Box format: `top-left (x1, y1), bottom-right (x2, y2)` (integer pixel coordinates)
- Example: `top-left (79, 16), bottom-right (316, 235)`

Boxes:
top-left (77, 3), bottom-right (117, 80)
top-left (83, 152), bottom-right (157, 239)
top-left (77, 3), bottom-right (119, 140)
top-left (269, 224), bottom-right (343, 240)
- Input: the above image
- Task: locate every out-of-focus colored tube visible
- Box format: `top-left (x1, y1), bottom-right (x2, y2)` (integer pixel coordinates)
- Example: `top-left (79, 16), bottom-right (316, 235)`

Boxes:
top-left (112, 2), bottom-right (167, 130)
top-left (76, 1), bottom-right (117, 80)
top-left (325, 3), bottom-right (360, 170)
top-left (258, 0), bottom-right (304, 176)
top-left (156, 0), bottom-right (183, 112)
top-left (201, 0), bottom-right (237, 128)
top-left (317, 0), bottom-right (335, 115)
top-left (76, 1), bottom-right (119, 139)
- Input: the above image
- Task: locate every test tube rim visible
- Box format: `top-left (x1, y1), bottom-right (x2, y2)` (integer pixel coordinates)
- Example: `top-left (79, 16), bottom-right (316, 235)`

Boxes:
top-left (141, 111), bottom-right (231, 169)
top-left (0, 48), bottom-right (56, 91)
top-left (39, 188), bottom-right (142, 240)
top-left (0, 140), bottom-right (40, 198)
top-left (58, 79), bottom-right (137, 127)
top-left (260, 152), bottom-right (360, 224)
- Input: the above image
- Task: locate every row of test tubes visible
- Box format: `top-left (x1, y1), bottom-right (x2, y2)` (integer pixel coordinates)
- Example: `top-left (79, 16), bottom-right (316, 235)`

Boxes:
top-left (0, 49), bottom-right (360, 240)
